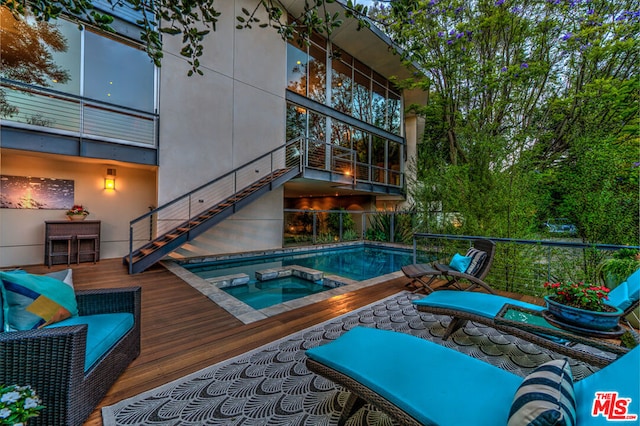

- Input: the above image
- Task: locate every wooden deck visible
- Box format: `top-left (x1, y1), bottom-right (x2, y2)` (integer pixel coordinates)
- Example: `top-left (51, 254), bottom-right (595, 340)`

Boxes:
top-left (18, 258), bottom-right (545, 425)
top-left (20, 259), bottom-right (426, 425)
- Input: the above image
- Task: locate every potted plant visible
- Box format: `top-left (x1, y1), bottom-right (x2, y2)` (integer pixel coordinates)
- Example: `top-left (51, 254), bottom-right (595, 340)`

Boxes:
top-left (543, 281), bottom-right (624, 331)
top-left (0, 384), bottom-right (45, 425)
top-left (65, 204), bottom-right (90, 221)
top-left (597, 248), bottom-right (640, 290)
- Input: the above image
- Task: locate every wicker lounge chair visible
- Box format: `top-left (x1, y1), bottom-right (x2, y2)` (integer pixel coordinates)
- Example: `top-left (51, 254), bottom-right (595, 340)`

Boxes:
top-left (306, 326), bottom-right (640, 426)
top-left (0, 286), bottom-right (141, 426)
top-left (402, 238), bottom-right (497, 294)
top-left (412, 269), bottom-right (640, 364)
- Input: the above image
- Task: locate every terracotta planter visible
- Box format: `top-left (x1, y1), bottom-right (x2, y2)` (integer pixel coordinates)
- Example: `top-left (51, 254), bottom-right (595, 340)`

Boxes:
top-left (544, 296), bottom-right (623, 331)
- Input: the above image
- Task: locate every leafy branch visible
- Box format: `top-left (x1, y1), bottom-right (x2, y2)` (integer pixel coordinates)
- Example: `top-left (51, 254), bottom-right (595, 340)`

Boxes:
top-left (1, 0), bottom-right (373, 76)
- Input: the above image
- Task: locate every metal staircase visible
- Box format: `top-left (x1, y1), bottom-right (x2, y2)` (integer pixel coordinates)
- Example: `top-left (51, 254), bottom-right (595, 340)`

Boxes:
top-left (124, 140), bottom-right (303, 274)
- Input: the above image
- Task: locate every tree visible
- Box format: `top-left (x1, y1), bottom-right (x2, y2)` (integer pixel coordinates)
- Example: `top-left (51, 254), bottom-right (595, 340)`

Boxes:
top-left (1, 0), bottom-right (373, 76)
top-left (374, 0), bottom-right (639, 242)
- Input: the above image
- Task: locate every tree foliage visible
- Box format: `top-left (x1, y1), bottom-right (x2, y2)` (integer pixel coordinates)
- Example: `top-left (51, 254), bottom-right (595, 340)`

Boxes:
top-left (373, 0), bottom-right (639, 243)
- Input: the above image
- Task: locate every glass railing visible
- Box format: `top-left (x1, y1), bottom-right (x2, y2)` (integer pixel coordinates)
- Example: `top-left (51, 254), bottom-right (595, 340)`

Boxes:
top-left (410, 233), bottom-right (640, 298)
top-left (1, 79), bottom-right (158, 147)
top-left (301, 137), bottom-right (403, 189)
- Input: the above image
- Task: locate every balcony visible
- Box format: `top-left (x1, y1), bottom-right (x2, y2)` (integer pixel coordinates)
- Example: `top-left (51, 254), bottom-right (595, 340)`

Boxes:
top-left (0, 79), bottom-right (158, 165)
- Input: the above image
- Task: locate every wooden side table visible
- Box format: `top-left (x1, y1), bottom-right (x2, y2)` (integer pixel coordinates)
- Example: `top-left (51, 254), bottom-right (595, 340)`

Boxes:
top-left (45, 220), bottom-right (101, 266)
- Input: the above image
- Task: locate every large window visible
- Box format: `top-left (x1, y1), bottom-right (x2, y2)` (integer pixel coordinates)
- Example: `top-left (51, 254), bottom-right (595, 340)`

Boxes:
top-left (84, 30), bottom-right (155, 112)
top-left (0, 8), bottom-right (157, 145)
top-left (286, 34), bottom-right (403, 136)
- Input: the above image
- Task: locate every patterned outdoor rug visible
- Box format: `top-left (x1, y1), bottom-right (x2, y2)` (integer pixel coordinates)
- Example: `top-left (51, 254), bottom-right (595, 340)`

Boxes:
top-left (102, 291), bottom-right (600, 425)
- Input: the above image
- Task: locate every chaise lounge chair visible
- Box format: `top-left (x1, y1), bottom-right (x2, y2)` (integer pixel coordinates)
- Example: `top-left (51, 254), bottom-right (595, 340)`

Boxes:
top-left (402, 238), bottom-right (497, 294)
top-left (412, 269), bottom-right (640, 365)
top-left (306, 326), bottom-right (640, 426)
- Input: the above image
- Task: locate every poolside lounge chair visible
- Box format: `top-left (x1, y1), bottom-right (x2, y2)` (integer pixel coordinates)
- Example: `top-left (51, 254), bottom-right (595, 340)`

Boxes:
top-left (402, 238), bottom-right (497, 294)
top-left (306, 326), bottom-right (640, 426)
top-left (412, 269), bottom-right (640, 361)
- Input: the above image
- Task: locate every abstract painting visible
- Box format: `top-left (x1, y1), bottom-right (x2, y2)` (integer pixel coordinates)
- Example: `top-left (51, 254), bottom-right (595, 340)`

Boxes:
top-left (0, 175), bottom-right (74, 209)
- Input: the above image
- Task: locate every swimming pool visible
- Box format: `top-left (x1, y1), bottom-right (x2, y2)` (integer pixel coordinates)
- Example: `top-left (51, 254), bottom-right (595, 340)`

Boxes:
top-left (224, 276), bottom-right (327, 310)
top-left (183, 244), bottom-right (433, 311)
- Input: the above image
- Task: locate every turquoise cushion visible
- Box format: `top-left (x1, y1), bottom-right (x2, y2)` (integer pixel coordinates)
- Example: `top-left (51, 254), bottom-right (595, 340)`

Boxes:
top-left (574, 346), bottom-right (639, 424)
top-left (607, 268), bottom-right (640, 311)
top-left (46, 313), bottom-right (134, 371)
top-left (508, 359), bottom-right (576, 426)
top-left (413, 290), bottom-right (544, 319)
top-left (449, 253), bottom-right (472, 273)
top-left (306, 327), bottom-right (522, 426)
top-left (0, 271), bottom-right (78, 331)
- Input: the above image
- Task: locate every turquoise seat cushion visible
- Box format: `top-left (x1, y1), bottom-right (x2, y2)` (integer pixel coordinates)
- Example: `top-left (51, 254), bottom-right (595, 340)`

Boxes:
top-left (413, 290), bottom-right (544, 319)
top-left (574, 346), bottom-right (640, 425)
top-left (306, 327), bottom-right (522, 426)
top-left (46, 313), bottom-right (134, 371)
top-left (0, 270), bottom-right (78, 331)
top-left (607, 268), bottom-right (640, 312)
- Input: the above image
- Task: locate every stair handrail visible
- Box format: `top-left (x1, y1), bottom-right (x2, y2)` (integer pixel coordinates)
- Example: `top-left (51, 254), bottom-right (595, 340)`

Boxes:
top-left (127, 138), bottom-right (303, 271)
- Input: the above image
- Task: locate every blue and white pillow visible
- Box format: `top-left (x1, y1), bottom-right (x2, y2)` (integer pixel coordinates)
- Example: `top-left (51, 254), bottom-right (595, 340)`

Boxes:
top-left (464, 248), bottom-right (487, 276)
top-left (507, 359), bottom-right (576, 426)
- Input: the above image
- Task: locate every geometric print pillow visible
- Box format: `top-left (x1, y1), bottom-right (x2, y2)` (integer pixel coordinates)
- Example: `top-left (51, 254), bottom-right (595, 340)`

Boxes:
top-left (464, 247), bottom-right (487, 276)
top-left (507, 359), bottom-right (577, 426)
top-left (0, 270), bottom-right (78, 331)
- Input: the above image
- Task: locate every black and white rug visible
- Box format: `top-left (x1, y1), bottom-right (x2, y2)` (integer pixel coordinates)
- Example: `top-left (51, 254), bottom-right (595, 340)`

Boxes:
top-left (102, 291), bottom-right (599, 425)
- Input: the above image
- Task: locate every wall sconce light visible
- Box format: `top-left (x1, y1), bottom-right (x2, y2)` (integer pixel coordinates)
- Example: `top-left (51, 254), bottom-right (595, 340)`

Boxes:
top-left (104, 168), bottom-right (116, 190)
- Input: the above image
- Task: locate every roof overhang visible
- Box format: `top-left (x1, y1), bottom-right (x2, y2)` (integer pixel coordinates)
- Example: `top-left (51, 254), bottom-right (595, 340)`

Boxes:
top-left (280, 0), bottom-right (413, 81)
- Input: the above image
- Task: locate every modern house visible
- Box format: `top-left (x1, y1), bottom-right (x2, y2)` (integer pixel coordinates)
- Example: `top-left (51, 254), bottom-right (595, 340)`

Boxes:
top-left (0, 0), bottom-right (423, 270)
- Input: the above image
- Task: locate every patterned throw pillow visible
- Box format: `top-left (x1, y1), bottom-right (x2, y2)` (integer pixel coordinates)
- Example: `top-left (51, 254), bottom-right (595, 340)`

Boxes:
top-left (507, 359), bottom-right (577, 426)
top-left (464, 248), bottom-right (487, 276)
top-left (0, 270), bottom-right (78, 331)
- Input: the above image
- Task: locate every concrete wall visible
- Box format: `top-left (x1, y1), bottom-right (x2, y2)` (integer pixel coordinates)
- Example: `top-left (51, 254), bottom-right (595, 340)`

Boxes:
top-left (0, 151), bottom-right (156, 267)
top-left (156, 0), bottom-right (287, 256)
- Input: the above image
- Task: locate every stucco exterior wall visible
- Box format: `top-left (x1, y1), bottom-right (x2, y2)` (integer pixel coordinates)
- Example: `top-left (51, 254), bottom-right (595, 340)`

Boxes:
top-left (0, 151), bottom-right (156, 267)
top-left (156, 0), bottom-right (287, 256)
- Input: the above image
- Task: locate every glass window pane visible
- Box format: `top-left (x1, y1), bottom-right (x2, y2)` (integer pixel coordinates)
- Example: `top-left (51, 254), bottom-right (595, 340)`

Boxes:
top-left (331, 121), bottom-right (351, 149)
top-left (0, 10), bottom-right (81, 95)
top-left (308, 112), bottom-right (327, 169)
top-left (84, 30), bottom-right (154, 112)
top-left (388, 90), bottom-right (402, 134)
top-left (287, 41), bottom-right (307, 96)
top-left (308, 43), bottom-right (326, 103)
top-left (308, 111), bottom-right (326, 142)
top-left (286, 103), bottom-right (307, 141)
top-left (388, 141), bottom-right (402, 185)
top-left (331, 59), bottom-right (352, 114)
top-left (353, 71), bottom-right (371, 122)
top-left (371, 82), bottom-right (386, 129)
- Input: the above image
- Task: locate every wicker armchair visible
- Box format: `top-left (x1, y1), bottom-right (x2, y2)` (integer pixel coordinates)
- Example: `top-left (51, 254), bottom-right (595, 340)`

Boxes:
top-left (0, 286), bottom-right (141, 426)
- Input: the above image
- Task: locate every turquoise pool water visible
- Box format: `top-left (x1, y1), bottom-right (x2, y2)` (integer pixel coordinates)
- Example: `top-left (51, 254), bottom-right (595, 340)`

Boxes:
top-left (223, 277), bottom-right (326, 310)
top-left (185, 245), bottom-right (433, 310)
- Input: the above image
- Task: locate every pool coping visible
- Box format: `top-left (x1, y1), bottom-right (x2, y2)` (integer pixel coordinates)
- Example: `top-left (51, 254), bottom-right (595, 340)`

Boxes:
top-left (162, 241), bottom-right (411, 324)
